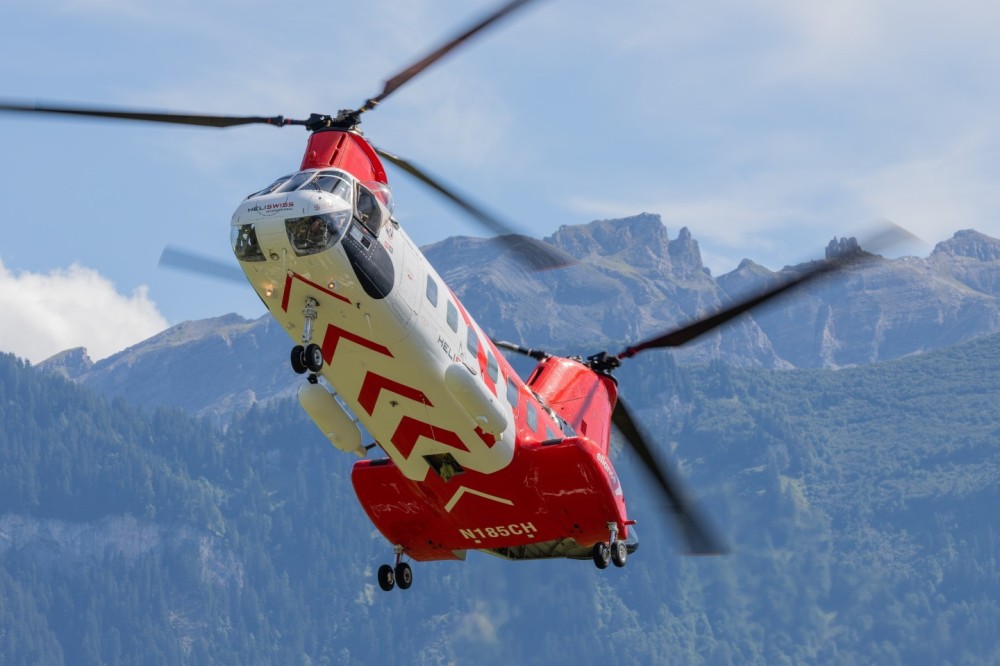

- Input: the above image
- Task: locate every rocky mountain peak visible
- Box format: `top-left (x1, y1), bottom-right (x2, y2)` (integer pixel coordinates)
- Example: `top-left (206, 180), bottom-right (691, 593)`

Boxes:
top-left (39, 347), bottom-right (94, 379)
top-left (545, 213), bottom-right (673, 270)
top-left (825, 236), bottom-right (863, 260)
top-left (667, 226), bottom-right (704, 277)
top-left (932, 229), bottom-right (1000, 262)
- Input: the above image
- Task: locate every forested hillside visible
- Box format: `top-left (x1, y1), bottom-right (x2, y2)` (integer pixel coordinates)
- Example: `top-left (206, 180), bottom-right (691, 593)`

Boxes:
top-left (3, 330), bottom-right (1000, 664)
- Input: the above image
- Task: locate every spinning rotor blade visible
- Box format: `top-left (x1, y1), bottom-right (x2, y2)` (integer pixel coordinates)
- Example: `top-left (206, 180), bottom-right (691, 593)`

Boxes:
top-left (493, 340), bottom-right (549, 360)
top-left (356, 0), bottom-right (540, 114)
top-left (612, 398), bottom-right (725, 555)
top-left (376, 147), bottom-right (573, 271)
top-left (618, 224), bottom-right (916, 360)
top-left (159, 247), bottom-right (247, 284)
top-left (0, 100), bottom-right (299, 129)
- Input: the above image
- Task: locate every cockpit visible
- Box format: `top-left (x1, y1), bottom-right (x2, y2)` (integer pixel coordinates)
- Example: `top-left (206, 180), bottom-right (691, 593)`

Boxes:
top-left (232, 169), bottom-right (394, 262)
top-left (246, 169), bottom-right (356, 200)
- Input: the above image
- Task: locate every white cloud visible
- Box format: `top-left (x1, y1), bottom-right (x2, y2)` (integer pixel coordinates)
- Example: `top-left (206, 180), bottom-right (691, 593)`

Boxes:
top-left (0, 261), bottom-right (168, 364)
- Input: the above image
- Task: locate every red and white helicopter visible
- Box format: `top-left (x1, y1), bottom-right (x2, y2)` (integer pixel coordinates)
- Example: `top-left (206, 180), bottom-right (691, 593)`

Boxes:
top-left (1, 0), bottom-right (888, 591)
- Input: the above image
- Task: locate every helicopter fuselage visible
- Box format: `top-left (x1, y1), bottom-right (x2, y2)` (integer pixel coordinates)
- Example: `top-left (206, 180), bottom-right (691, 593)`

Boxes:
top-left (230, 130), bottom-right (634, 563)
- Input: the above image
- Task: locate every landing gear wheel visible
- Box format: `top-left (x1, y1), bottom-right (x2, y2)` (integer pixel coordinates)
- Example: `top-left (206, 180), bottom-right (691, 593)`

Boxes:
top-left (290, 345), bottom-right (308, 375)
top-left (592, 542), bottom-right (611, 569)
top-left (395, 562), bottom-right (413, 590)
top-left (611, 540), bottom-right (628, 568)
top-left (377, 564), bottom-right (395, 591)
top-left (304, 343), bottom-right (324, 373)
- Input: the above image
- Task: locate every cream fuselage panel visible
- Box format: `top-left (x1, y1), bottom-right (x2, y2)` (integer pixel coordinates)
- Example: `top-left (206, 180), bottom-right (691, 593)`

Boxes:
top-left (232, 185), bottom-right (516, 481)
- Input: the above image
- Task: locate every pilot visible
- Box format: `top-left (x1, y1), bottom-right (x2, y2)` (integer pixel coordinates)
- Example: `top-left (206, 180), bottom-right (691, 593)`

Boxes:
top-left (306, 217), bottom-right (329, 247)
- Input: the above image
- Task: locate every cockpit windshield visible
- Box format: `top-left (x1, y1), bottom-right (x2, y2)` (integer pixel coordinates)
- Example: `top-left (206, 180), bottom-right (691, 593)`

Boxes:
top-left (235, 170), bottom-right (360, 261)
top-left (246, 174), bottom-right (293, 199)
top-left (285, 211), bottom-right (351, 256)
top-left (246, 169), bottom-right (355, 202)
top-left (302, 171), bottom-right (354, 202)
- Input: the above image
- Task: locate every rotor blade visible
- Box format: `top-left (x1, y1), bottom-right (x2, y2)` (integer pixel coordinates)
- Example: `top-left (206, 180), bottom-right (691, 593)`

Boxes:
top-left (612, 398), bottom-right (726, 555)
top-left (375, 147), bottom-right (572, 271)
top-left (159, 247), bottom-right (247, 284)
top-left (358, 0), bottom-right (540, 113)
top-left (493, 340), bottom-right (549, 360)
top-left (0, 100), bottom-right (299, 129)
top-left (618, 224), bottom-right (917, 360)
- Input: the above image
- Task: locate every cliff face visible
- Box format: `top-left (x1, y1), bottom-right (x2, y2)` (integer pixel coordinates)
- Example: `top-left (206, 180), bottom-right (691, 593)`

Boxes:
top-left (928, 229), bottom-right (1000, 295)
top-left (747, 233), bottom-right (1000, 367)
top-left (425, 213), bottom-right (787, 368)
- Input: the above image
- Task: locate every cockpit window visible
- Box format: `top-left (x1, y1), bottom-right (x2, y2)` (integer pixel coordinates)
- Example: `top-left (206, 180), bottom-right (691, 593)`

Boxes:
top-left (285, 212), bottom-right (351, 256)
top-left (302, 170), bottom-right (354, 201)
top-left (273, 171), bottom-right (313, 194)
top-left (232, 224), bottom-right (266, 262)
top-left (247, 174), bottom-right (293, 199)
top-left (355, 185), bottom-right (383, 235)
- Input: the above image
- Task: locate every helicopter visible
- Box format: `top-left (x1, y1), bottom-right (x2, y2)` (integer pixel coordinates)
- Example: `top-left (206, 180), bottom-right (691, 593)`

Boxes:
top-left (0, 0), bottom-right (897, 592)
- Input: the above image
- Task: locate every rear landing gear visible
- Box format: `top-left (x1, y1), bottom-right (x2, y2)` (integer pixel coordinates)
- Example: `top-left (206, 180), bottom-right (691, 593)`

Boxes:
top-left (592, 522), bottom-right (629, 569)
top-left (395, 562), bottom-right (413, 590)
top-left (611, 540), bottom-right (628, 568)
top-left (377, 546), bottom-right (413, 592)
top-left (592, 542), bottom-right (611, 569)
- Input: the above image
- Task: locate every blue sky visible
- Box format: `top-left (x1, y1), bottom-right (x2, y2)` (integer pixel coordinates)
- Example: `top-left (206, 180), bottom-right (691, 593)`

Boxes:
top-left (2, 0), bottom-right (999, 363)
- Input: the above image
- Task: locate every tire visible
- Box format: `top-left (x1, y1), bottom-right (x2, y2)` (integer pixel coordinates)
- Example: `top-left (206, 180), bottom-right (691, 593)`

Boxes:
top-left (592, 542), bottom-right (611, 570)
top-left (395, 562), bottom-right (413, 590)
top-left (377, 564), bottom-right (395, 591)
top-left (611, 540), bottom-right (628, 568)
top-left (305, 343), bottom-right (324, 373)
top-left (290, 345), bottom-right (308, 374)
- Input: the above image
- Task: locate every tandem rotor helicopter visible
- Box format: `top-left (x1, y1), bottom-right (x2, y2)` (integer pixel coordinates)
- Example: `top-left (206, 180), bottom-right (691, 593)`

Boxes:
top-left (1, 0), bottom-right (897, 591)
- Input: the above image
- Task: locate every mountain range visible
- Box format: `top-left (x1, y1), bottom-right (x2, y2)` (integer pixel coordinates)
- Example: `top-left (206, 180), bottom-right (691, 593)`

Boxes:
top-left (41, 216), bottom-right (1000, 422)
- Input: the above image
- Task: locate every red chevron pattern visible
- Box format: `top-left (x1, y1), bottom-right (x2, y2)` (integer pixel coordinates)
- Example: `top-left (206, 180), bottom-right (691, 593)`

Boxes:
top-left (358, 373), bottom-right (433, 416)
top-left (390, 416), bottom-right (470, 459)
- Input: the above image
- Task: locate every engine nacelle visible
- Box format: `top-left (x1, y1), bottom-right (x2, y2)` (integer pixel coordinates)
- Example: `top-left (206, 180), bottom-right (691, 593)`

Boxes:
top-left (298, 382), bottom-right (365, 457)
top-left (443, 363), bottom-right (508, 436)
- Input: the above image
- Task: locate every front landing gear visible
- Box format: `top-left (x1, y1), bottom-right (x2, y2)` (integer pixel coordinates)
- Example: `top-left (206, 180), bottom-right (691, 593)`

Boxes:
top-left (290, 298), bottom-right (324, 376)
top-left (290, 343), bottom-right (323, 374)
top-left (377, 546), bottom-right (413, 592)
top-left (592, 522), bottom-right (629, 569)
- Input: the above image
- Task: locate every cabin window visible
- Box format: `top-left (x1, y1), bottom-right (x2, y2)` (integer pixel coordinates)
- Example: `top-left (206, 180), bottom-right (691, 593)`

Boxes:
top-left (466, 326), bottom-right (480, 357)
top-left (525, 401), bottom-right (538, 433)
top-left (426, 276), bottom-right (439, 307)
top-left (545, 426), bottom-right (558, 441)
top-left (506, 376), bottom-right (519, 409)
top-left (231, 224), bottom-right (266, 262)
top-left (486, 350), bottom-right (499, 383)
top-left (446, 301), bottom-right (458, 332)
